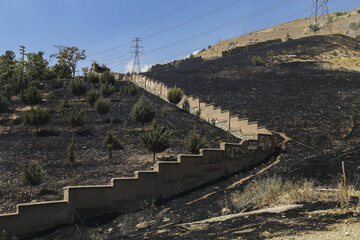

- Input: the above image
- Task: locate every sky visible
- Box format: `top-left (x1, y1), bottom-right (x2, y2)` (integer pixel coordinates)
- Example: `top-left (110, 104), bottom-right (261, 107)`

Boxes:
top-left (0, 0), bottom-right (358, 74)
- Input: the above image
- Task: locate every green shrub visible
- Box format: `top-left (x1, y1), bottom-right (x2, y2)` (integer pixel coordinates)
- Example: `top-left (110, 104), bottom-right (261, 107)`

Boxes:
top-left (309, 24), bottom-right (320, 33)
top-left (103, 132), bottom-right (123, 159)
top-left (0, 94), bottom-right (9, 113)
top-left (66, 109), bottom-right (86, 128)
top-left (69, 77), bottom-right (87, 97)
top-left (66, 143), bottom-right (75, 163)
top-left (24, 106), bottom-right (50, 132)
top-left (167, 86), bottom-right (183, 104)
top-left (95, 97), bottom-right (111, 118)
top-left (297, 44), bottom-right (304, 55)
top-left (130, 96), bottom-right (155, 131)
top-left (100, 70), bottom-right (115, 85)
top-left (22, 162), bottom-right (42, 186)
top-left (282, 50), bottom-right (288, 55)
top-left (126, 84), bottom-right (139, 96)
top-left (267, 50), bottom-right (275, 57)
top-left (140, 121), bottom-right (172, 163)
top-left (20, 86), bottom-right (42, 105)
top-left (57, 96), bottom-right (74, 116)
top-left (185, 127), bottom-right (208, 154)
top-left (100, 82), bottom-right (115, 97)
top-left (87, 72), bottom-right (100, 84)
top-left (349, 22), bottom-right (359, 30)
top-left (252, 56), bottom-right (264, 66)
top-left (336, 12), bottom-right (345, 17)
top-left (87, 88), bottom-right (100, 106)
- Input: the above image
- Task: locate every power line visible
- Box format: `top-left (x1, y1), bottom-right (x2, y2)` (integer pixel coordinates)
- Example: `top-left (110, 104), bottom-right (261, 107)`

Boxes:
top-left (87, 0), bottom-right (245, 58)
top-left (82, 0), bottom-right (204, 48)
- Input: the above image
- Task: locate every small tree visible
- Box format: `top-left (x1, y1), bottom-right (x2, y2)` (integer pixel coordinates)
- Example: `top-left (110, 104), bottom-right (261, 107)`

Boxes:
top-left (0, 94), bottom-right (9, 113)
top-left (88, 72), bottom-right (100, 85)
top-left (100, 82), bottom-right (115, 97)
top-left (95, 97), bottom-right (111, 120)
top-left (57, 96), bottom-right (74, 116)
top-left (126, 84), bottom-right (139, 96)
top-left (87, 88), bottom-right (100, 106)
top-left (252, 56), bottom-right (264, 66)
top-left (100, 70), bottom-right (115, 85)
top-left (103, 132), bottom-right (123, 159)
top-left (140, 121), bottom-right (172, 163)
top-left (66, 109), bottom-right (86, 128)
top-left (185, 127), bottom-right (208, 154)
top-left (130, 96), bottom-right (155, 131)
top-left (24, 106), bottom-right (50, 133)
top-left (20, 86), bottom-right (42, 105)
top-left (22, 162), bottom-right (42, 186)
top-left (167, 86), bottom-right (183, 105)
top-left (69, 77), bottom-right (86, 98)
top-left (66, 143), bottom-right (75, 163)
top-left (56, 46), bottom-right (86, 78)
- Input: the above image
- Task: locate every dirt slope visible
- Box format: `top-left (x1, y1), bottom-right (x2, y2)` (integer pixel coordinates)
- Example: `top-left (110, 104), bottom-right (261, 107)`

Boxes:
top-left (197, 6), bottom-right (360, 59)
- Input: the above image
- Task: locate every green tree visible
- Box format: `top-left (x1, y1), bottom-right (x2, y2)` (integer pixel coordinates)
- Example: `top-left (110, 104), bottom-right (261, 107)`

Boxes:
top-left (100, 82), bottom-right (115, 97)
top-left (95, 97), bottom-right (111, 120)
top-left (103, 132), bottom-right (123, 159)
top-left (140, 121), bottom-right (172, 163)
top-left (24, 106), bottom-right (50, 133)
top-left (52, 63), bottom-right (72, 79)
top-left (88, 72), bottom-right (100, 84)
top-left (130, 96), bottom-right (155, 131)
top-left (0, 50), bottom-right (17, 84)
top-left (167, 86), bottom-right (183, 105)
top-left (100, 70), bottom-right (115, 85)
top-left (87, 88), bottom-right (100, 106)
top-left (22, 162), bottom-right (42, 186)
top-left (66, 109), bottom-right (86, 128)
top-left (185, 127), bottom-right (208, 154)
top-left (57, 96), bottom-right (74, 116)
top-left (69, 77), bottom-right (87, 98)
top-left (20, 86), bottom-right (42, 105)
top-left (25, 51), bottom-right (48, 82)
top-left (56, 46), bottom-right (86, 78)
top-left (0, 94), bottom-right (9, 113)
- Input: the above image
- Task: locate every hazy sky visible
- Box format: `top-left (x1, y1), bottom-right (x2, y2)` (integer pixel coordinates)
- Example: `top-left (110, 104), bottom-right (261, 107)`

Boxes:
top-left (0, 0), bottom-right (358, 73)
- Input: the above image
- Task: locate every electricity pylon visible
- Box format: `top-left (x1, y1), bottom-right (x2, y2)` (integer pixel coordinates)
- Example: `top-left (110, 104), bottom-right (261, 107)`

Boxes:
top-left (131, 37), bottom-right (143, 73)
top-left (311, 0), bottom-right (332, 32)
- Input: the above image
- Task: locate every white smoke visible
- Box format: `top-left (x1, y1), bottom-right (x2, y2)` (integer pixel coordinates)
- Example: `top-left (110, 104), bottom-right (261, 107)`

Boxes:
top-left (124, 61), bottom-right (152, 73)
top-left (184, 49), bottom-right (201, 59)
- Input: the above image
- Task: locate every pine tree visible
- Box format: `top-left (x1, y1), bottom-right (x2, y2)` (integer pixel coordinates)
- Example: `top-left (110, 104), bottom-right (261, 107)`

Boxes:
top-left (24, 106), bottom-right (50, 133)
top-left (140, 121), bottom-right (172, 163)
top-left (185, 127), bottom-right (208, 154)
top-left (130, 96), bottom-right (155, 131)
top-left (167, 86), bottom-right (183, 105)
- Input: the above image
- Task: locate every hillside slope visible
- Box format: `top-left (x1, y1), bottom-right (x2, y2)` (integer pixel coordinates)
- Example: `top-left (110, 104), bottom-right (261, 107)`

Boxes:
top-left (197, 6), bottom-right (360, 59)
top-left (146, 34), bottom-right (360, 185)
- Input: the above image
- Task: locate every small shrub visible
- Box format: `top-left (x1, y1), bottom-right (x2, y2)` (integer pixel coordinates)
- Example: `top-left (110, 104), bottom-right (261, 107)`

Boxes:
top-left (103, 132), bottom-right (123, 159)
top-left (167, 86), bottom-right (183, 105)
top-left (296, 44), bottom-right (304, 55)
top-left (130, 96), bottom-right (155, 131)
top-left (66, 143), bottom-right (75, 163)
top-left (69, 77), bottom-right (87, 98)
top-left (185, 128), bottom-right (208, 154)
top-left (195, 108), bottom-right (201, 117)
top-left (281, 50), bottom-right (288, 55)
top-left (66, 109), bottom-right (86, 128)
top-left (140, 121), bottom-right (172, 163)
top-left (100, 82), bottom-right (115, 97)
top-left (95, 98), bottom-right (111, 118)
top-left (267, 50), bottom-right (275, 57)
top-left (285, 33), bottom-right (290, 41)
top-left (1, 230), bottom-right (17, 240)
top-left (140, 198), bottom-right (157, 220)
top-left (22, 162), bottom-right (42, 186)
top-left (100, 70), bottom-right (115, 85)
top-left (349, 22), bottom-right (359, 30)
top-left (88, 72), bottom-right (100, 84)
top-left (20, 86), bottom-right (42, 105)
top-left (336, 12), bottom-right (345, 17)
top-left (309, 24), bottom-right (320, 33)
top-left (87, 88), bottom-right (100, 106)
top-left (161, 106), bottom-right (167, 120)
top-left (0, 94), bottom-right (9, 113)
top-left (57, 96), bottom-right (74, 116)
top-left (126, 84), bottom-right (139, 96)
top-left (24, 106), bottom-right (50, 132)
top-left (252, 56), bottom-right (264, 66)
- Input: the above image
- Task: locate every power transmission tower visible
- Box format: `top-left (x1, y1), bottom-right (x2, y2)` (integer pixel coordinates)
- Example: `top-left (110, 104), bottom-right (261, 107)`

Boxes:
top-left (311, 0), bottom-right (332, 32)
top-left (20, 45), bottom-right (25, 81)
top-left (131, 37), bottom-right (143, 73)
